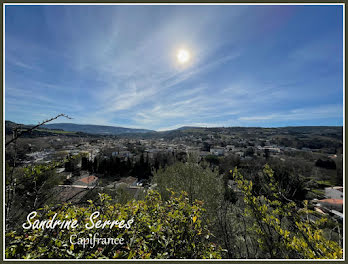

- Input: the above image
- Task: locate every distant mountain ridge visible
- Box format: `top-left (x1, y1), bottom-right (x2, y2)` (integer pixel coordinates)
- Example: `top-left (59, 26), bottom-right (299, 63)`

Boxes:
top-left (43, 123), bottom-right (154, 135)
top-left (175, 126), bottom-right (202, 131)
top-left (5, 120), bottom-right (342, 137)
top-left (5, 121), bottom-right (154, 135)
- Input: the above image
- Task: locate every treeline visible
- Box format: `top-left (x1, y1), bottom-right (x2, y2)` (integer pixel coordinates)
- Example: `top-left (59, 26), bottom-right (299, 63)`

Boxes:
top-left (203, 153), bottom-right (342, 202)
top-left (273, 136), bottom-right (342, 152)
top-left (65, 151), bottom-right (191, 181)
top-left (82, 154), bottom-right (152, 180)
top-left (150, 160), bottom-right (343, 259)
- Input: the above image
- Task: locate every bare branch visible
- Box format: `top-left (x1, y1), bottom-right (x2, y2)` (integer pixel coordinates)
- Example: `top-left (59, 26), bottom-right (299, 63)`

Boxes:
top-left (5, 114), bottom-right (72, 147)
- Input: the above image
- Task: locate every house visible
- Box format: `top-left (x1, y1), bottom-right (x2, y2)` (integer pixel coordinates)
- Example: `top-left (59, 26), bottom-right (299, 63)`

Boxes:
top-left (75, 175), bottom-right (98, 187)
top-left (235, 151), bottom-right (244, 157)
top-left (316, 198), bottom-right (343, 212)
top-left (186, 147), bottom-right (200, 154)
top-left (210, 147), bottom-right (224, 156)
top-left (115, 176), bottom-right (137, 187)
top-left (325, 186), bottom-right (343, 199)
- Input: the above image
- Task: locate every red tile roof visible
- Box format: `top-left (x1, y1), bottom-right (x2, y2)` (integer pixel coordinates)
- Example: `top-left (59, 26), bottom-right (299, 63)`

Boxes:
top-left (318, 198), bottom-right (343, 205)
top-left (79, 176), bottom-right (98, 184)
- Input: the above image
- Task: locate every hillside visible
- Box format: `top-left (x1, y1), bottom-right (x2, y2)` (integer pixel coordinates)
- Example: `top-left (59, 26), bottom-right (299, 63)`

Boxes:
top-left (43, 123), bottom-right (154, 135)
top-left (5, 121), bottom-right (154, 136)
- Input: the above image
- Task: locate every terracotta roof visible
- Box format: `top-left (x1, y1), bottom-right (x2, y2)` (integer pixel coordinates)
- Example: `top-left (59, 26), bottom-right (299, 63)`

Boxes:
top-left (318, 199), bottom-right (343, 205)
top-left (79, 176), bottom-right (98, 184)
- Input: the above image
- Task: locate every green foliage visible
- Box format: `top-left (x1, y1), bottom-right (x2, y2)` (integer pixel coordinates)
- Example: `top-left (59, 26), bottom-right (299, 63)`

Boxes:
top-left (267, 158), bottom-right (310, 201)
top-left (245, 147), bottom-right (254, 157)
top-left (219, 154), bottom-right (241, 174)
top-left (152, 161), bottom-right (223, 218)
top-left (115, 184), bottom-right (136, 204)
top-left (315, 159), bottom-right (336, 170)
top-left (335, 156), bottom-right (343, 185)
top-left (222, 177), bottom-right (238, 204)
top-left (6, 154), bottom-right (82, 227)
top-left (232, 165), bottom-right (343, 259)
top-left (6, 190), bottom-right (222, 259)
top-left (205, 155), bottom-right (220, 166)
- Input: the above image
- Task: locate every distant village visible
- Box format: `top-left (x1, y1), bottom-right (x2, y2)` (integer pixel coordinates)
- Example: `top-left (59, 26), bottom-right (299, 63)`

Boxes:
top-left (15, 128), bottom-right (343, 223)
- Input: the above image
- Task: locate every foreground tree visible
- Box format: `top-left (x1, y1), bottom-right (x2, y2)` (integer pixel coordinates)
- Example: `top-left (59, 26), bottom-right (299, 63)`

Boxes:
top-left (232, 164), bottom-right (343, 259)
top-left (5, 155), bottom-right (82, 231)
top-left (152, 159), bottom-right (223, 219)
top-left (5, 114), bottom-right (72, 230)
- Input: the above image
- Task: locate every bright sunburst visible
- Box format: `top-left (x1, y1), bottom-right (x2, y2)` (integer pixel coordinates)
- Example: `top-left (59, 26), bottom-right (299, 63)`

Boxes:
top-left (177, 49), bottom-right (191, 64)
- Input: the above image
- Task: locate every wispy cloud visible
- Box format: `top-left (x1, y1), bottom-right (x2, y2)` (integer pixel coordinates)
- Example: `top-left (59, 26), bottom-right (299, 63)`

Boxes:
top-left (239, 104), bottom-right (342, 122)
top-left (5, 5), bottom-right (343, 129)
top-left (6, 53), bottom-right (40, 71)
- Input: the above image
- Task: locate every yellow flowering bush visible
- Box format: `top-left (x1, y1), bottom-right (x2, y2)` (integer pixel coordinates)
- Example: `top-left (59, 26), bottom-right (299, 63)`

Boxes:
top-left (231, 165), bottom-right (342, 259)
top-left (5, 190), bottom-right (222, 259)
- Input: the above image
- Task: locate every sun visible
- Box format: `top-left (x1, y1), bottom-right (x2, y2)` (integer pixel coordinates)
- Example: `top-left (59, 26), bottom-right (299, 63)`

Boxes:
top-left (177, 49), bottom-right (191, 64)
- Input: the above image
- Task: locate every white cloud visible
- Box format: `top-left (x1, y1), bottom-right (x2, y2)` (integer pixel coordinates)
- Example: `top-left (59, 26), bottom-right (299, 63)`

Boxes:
top-left (5, 6), bottom-right (342, 128)
top-left (239, 104), bottom-right (342, 122)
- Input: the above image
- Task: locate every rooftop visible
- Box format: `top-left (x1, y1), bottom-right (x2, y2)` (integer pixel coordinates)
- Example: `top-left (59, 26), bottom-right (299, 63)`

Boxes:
top-left (318, 198), bottom-right (343, 205)
top-left (78, 175), bottom-right (98, 184)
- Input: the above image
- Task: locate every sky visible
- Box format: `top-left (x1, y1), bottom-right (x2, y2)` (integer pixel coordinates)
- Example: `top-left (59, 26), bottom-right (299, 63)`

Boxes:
top-left (5, 4), bottom-right (344, 131)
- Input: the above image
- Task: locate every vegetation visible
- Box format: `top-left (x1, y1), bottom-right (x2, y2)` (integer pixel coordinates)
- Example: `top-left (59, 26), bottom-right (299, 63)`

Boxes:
top-left (152, 159), bottom-right (223, 218)
top-left (232, 165), bottom-right (342, 259)
top-left (5, 118), bottom-right (343, 259)
top-left (5, 155), bottom-right (83, 229)
top-left (5, 162), bottom-right (342, 259)
top-left (6, 191), bottom-right (221, 259)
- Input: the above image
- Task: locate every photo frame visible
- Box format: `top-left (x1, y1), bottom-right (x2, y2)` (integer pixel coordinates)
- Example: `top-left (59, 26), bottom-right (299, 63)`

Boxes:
top-left (2, 1), bottom-right (345, 262)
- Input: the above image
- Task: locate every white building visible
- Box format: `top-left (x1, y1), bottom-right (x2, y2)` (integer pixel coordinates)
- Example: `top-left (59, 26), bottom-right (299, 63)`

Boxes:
top-left (325, 186), bottom-right (343, 199)
top-left (210, 147), bottom-right (224, 156)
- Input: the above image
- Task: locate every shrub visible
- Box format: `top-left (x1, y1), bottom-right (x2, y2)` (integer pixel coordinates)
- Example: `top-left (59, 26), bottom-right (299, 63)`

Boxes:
top-left (232, 165), bottom-right (343, 259)
top-left (152, 161), bottom-right (223, 219)
top-left (5, 190), bottom-right (222, 259)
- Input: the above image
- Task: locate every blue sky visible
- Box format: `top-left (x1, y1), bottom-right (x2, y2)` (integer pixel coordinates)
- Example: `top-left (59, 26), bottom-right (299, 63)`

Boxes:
top-left (5, 4), bottom-right (343, 131)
